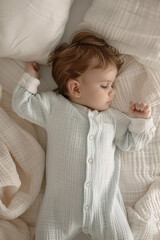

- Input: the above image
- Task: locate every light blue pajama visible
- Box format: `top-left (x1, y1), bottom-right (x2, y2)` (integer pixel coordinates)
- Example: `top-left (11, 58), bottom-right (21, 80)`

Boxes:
top-left (12, 73), bottom-right (156, 240)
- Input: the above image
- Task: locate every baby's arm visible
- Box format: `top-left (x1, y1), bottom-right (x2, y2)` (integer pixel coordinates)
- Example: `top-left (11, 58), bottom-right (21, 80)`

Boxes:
top-left (113, 102), bottom-right (155, 151)
top-left (12, 62), bottom-right (53, 128)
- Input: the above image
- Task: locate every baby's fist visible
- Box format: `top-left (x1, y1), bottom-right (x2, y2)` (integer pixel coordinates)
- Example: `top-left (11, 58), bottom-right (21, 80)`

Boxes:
top-left (25, 62), bottom-right (40, 79)
top-left (129, 101), bottom-right (151, 119)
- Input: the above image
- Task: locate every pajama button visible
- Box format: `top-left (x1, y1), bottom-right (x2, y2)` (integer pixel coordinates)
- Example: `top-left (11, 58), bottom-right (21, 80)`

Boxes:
top-left (84, 205), bottom-right (89, 210)
top-left (86, 182), bottom-right (91, 187)
top-left (88, 158), bottom-right (93, 164)
top-left (89, 135), bottom-right (93, 140)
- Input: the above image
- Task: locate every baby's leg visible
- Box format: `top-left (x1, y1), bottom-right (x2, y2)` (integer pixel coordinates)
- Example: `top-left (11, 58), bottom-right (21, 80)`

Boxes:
top-left (91, 222), bottom-right (133, 240)
top-left (35, 224), bottom-right (81, 240)
top-left (35, 193), bottom-right (83, 239)
top-left (90, 202), bottom-right (133, 240)
top-left (35, 208), bottom-right (81, 240)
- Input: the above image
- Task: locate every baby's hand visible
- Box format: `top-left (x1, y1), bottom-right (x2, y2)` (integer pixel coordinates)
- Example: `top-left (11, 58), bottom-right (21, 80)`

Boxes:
top-left (25, 62), bottom-right (40, 79)
top-left (129, 101), bottom-right (151, 119)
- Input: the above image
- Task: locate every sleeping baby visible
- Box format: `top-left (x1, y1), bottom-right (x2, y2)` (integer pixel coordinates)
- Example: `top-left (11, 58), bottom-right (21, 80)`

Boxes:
top-left (12, 31), bottom-right (156, 240)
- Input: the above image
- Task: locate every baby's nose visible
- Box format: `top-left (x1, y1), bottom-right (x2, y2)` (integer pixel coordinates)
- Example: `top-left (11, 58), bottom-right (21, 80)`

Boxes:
top-left (109, 88), bottom-right (115, 96)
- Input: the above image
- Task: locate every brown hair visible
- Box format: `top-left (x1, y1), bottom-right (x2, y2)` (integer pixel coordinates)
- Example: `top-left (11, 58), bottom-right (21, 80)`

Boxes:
top-left (48, 31), bottom-right (123, 97)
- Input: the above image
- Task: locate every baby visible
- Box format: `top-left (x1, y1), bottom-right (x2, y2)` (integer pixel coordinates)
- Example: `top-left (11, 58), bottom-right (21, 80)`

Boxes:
top-left (12, 31), bottom-right (155, 240)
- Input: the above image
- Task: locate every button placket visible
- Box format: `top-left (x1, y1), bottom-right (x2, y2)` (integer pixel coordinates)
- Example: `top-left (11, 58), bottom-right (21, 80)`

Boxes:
top-left (83, 111), bottom-right (97, 233)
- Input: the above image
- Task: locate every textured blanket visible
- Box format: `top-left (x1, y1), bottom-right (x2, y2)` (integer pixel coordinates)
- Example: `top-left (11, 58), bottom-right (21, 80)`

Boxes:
top-left (0, 59), bottom-right (45, 240)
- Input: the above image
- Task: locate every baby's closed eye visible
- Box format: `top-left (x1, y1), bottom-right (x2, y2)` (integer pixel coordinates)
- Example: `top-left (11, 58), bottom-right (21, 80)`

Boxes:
top-left (101, 82), bottom-right (114, 89)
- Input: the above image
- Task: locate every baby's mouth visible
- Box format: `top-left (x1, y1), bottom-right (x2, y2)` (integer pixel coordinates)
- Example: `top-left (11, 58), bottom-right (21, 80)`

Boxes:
top-left (107, 99), bottom-right (112, 104)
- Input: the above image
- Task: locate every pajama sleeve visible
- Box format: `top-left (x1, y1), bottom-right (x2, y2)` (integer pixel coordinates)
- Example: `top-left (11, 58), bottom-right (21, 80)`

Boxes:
top-left (12, 72), bottom-right (54, 128)
top-left (112, 109), bottom-right (156, 152)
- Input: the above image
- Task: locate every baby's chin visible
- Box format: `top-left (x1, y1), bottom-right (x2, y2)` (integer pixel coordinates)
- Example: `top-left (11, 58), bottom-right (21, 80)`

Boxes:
top-left (86, 103), bottom-right (110, 112)
top-left (93, 105), bottom-right (110, 112)
top-left (99, 102), bottom-right (111, 111)
top-left (99, 106), bottom-right (110, 112)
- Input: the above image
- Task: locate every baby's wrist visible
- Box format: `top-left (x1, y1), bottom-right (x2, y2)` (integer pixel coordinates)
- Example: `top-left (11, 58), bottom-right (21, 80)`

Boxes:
top-left (129, 117), bottom-right (154, 133)
top-left (18, 72), bottom-right (40, 94)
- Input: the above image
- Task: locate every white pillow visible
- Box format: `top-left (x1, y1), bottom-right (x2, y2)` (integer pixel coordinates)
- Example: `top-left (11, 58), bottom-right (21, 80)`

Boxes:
top-left (0, 0), bottom-right (74, 64)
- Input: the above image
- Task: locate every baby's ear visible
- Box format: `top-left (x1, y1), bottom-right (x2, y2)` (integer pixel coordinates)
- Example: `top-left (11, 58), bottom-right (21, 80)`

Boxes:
top-left (67, 79), bottom-right (81, 98)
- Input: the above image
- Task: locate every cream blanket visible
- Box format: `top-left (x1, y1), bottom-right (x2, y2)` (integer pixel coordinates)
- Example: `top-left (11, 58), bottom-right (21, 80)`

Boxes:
top-left (0, 59), bottom-right (45, 240)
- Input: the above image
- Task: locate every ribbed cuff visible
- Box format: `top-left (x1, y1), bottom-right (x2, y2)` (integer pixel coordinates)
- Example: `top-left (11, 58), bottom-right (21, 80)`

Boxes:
top-left (129, 117), bottom-right (154, 133)
top-left (18, 72), bottom-right (40, 94)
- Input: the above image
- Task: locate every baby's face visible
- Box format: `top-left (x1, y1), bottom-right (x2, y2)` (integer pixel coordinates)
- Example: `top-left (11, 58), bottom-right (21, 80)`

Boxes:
top-left (77, 65), bottom-right (117, 111)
